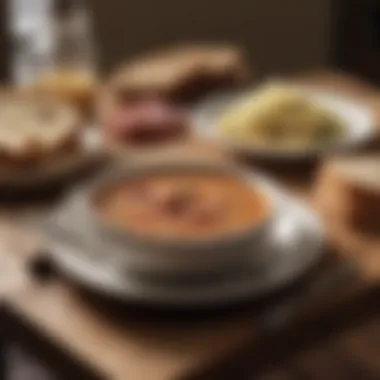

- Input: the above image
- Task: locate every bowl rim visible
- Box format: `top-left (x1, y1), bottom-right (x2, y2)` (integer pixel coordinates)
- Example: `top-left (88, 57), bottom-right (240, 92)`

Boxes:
top-left (81, 158), bottom-right (278, 251)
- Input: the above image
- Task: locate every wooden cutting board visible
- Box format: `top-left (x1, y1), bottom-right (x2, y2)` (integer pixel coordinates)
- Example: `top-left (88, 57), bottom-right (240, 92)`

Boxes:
top-left (0, 167), bottom-right (375, 380)
top-left (1, 71), bottom-right (380, 380)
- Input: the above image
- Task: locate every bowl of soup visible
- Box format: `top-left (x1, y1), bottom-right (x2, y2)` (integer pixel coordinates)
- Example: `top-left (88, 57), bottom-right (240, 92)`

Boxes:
top-left (89, 160), bottom-right (276, 275)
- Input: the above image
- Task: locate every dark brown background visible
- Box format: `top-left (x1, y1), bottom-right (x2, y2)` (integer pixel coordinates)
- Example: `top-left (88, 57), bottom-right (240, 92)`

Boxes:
top-left (90, 0), bottom-right (334, 74)
top-left (0, 0), bottom-right (375, 82)
top-left (335, 0), bottom-right (380, 83)
top-left (0, 0), bottom-right (335, 80)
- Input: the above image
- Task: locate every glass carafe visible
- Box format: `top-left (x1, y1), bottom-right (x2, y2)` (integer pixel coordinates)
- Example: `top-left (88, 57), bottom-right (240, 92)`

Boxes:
top-left (33, 0), bottom-right (98, 112)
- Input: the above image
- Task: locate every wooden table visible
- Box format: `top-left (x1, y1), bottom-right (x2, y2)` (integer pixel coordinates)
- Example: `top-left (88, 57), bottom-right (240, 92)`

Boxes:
top-left (2, 70), bottom-right (380, 380)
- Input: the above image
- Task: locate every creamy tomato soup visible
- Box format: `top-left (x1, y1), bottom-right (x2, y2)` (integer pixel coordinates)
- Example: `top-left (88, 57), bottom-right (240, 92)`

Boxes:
top-left (96, 173), bottom-right (269, 239)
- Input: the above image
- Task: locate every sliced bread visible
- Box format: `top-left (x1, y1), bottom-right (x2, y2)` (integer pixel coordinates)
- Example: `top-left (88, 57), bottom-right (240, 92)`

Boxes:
top-left (315, 155), bottom-right (380, 234)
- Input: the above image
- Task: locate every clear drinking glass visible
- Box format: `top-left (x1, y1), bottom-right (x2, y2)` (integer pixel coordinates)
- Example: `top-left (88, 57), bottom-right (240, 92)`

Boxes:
top-left (33, 0), bottom-right (98, 112)
top-left (9, 0), bottom-right (53, 85)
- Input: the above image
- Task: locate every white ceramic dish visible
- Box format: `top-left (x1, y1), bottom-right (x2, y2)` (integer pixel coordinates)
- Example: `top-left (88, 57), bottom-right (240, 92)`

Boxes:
top-left (48, 160), bottom-right (279, 276)
top-left (47, 192), bottom-right (324, 307)
top-left (193, 86), bottom-right (375, 160)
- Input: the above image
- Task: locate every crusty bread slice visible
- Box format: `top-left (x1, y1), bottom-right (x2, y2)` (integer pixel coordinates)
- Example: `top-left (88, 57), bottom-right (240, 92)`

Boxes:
top-left (315, 155), bottom-right (380, 234)
top-left (0, 92), bottom-right (81, 167)
top-left (334, 156), bottom-right (380, 192)
top-left (107, 44), bottom-right (251, 103)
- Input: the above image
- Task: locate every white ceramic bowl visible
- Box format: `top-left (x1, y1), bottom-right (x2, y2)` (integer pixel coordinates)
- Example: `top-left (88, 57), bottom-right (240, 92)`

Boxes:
top-left (81, 159), bottom-right (279, 276)
top-left (194, 86), bottom-right (375, 161)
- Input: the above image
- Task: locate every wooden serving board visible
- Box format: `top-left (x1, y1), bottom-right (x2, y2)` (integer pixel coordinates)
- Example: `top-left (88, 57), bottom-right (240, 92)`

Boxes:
top-left (0, 163), bottom-right (375, 380)
top-left (1, 71), bottom-right (380, 380)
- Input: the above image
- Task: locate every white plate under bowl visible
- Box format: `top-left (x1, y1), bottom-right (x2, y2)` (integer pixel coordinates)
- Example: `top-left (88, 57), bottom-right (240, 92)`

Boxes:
top-left (44, 166), bottom-right (293, 277)
top-left (193, 86), bottom-right (375, 161)
top-left (48, 194), bottom-right (324, 307)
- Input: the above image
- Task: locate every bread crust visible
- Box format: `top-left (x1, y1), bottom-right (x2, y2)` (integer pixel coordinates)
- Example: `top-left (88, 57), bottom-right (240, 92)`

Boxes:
top-left (103, 44), bottom-right (250, 103)
top-left (0, 92), bottom-right (81, 169)
top-left (315, 157), bottom-right (380, 233)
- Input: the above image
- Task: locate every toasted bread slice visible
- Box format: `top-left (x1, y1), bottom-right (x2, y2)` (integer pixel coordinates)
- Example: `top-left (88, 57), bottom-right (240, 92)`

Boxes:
top-left (0, 92), bottom-right (81, 168)
top-left (108, 44), bottom-right (251, 103)
top-left (315, 155), bottom-right (380, 234)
